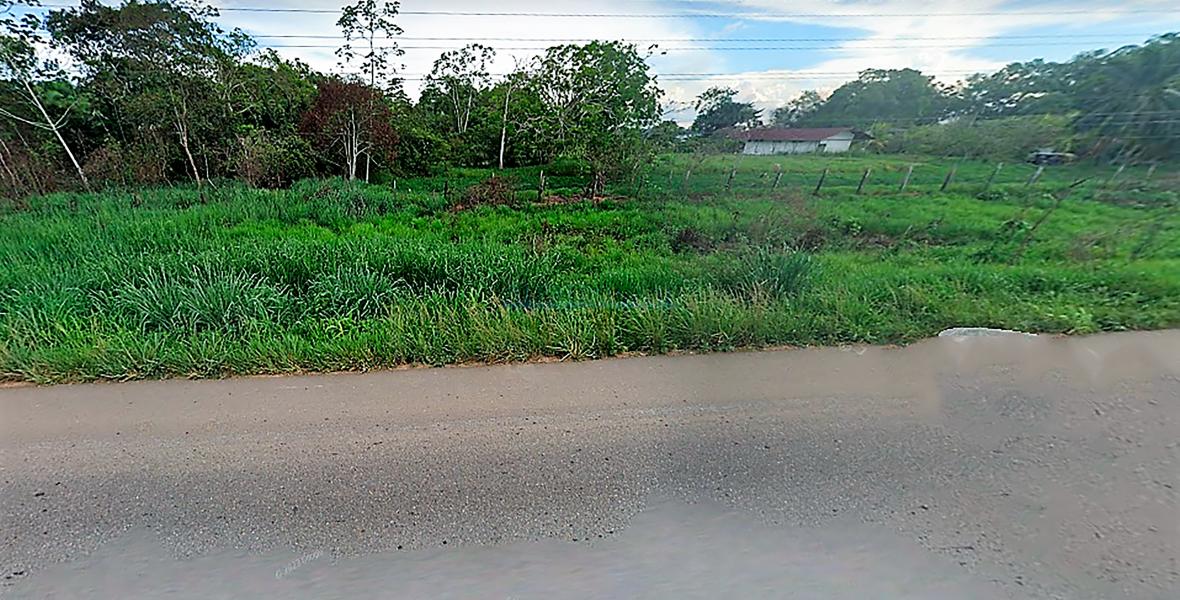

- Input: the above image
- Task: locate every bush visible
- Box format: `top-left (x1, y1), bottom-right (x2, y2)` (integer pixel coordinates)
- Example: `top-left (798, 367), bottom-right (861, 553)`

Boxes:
top-left (393, 125), bottom-right (449, 176)
top-left (671, 227), bottom-right (714, 253)
top-left (235, 128), bottom-right (313, 189)
top-left (84, 141), bottom-right (169, 188)
top-left (461, 176), bottom-right (516, 207)
top-left (546, 155), bottom-right (591, 177)
top-left (888, 115), bottom-right (1072, 160)
top-left (709, 249), bottom-right (814, 298)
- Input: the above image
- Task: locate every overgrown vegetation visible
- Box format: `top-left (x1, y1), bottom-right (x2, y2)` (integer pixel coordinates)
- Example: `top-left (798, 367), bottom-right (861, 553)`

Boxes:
top-left (1, 2), bottom-right (1177, 383)
top-left (2, 1), bottom-right (1176, 197)
top-left (2, 155), bottom-right (1176, 383)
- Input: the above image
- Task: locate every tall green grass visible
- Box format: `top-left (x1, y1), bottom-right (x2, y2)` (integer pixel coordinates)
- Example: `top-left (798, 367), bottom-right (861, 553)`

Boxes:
top-left (1, 158), bottom-right (1177, 383)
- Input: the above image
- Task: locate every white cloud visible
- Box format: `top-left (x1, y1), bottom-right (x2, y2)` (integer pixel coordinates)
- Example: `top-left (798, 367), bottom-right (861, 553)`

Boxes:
top-left (208, 0), bottom-right (1180, 120)
top-left (710, 0), bottom-right (1180, 107)
top-left (213, 0), bottom-right (716, 95)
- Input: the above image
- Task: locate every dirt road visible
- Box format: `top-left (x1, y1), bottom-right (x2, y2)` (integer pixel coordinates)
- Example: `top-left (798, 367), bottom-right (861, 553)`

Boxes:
top-left (2, 331), bottom-right (1178, 598)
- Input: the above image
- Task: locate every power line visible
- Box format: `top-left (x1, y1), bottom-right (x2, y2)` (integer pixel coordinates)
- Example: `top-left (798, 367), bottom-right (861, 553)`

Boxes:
top-left (34, 3), bottom-right (1179, 18)
top-left (263, 41), bottom-right (1157, 52)
top-left (244, 32), bottom-right (1161, 42)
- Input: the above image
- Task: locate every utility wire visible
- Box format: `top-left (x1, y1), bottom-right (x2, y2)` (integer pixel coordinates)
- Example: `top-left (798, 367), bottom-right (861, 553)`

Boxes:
top-left (34, 3), bottom-right (1179, 18)
top-left (241, 32), bottom-right (1161, 42)
top-left (264, 41), bottom-right (1159, 51)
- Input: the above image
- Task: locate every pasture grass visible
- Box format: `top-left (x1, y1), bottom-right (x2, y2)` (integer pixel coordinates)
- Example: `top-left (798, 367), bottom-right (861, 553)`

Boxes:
top-left (1, 154), bottom-right (1177, 382)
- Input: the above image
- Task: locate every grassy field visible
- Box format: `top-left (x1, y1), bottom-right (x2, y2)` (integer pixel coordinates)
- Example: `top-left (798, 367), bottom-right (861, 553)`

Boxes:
top-left (1, 153), bottom-right (1177, 383)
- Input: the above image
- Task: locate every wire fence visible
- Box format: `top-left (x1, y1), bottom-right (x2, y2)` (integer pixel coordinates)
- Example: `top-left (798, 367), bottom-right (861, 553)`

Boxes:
top-left (639, 155), bottom-right (1173, 199)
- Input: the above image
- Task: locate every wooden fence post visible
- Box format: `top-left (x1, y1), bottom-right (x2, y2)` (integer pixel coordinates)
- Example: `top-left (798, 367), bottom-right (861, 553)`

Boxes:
top-left (899, 164), bottom-right (913, 191)
top-left (772, 165), bottom-right (783, 189)
top-left (813, 167), bottom-right (829, 195)
top-left (538, 170), bottom-right (546, 200)
top-left (725, 166), bottom-right (736, 191)
top-left (682, 169), bottom-right (692, 190)
top-left (940, 165), bottom-right (957, 192)
top-left (1107, 164), bottom-right (1126, 187)
top-left (1026, 165), bottom-right (1044, 187)
top-left (392, 179), bottom-right (397, 194)
top-left (983, 162), bottom-right (1003, 192)
top-left (856, 168), bottom-right (872, 194)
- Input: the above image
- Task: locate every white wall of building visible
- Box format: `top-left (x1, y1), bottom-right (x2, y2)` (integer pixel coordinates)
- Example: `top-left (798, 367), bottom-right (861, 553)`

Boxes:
top-left (741, 132), bottom-right (855, 155)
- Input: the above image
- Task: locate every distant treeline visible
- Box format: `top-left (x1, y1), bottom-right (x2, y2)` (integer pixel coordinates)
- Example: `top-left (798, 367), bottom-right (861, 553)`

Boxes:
top-left (1, 0), bottom-right (1176, 198)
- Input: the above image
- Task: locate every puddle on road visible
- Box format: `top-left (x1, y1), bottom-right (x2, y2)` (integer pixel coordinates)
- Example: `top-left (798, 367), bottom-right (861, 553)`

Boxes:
top-left (8, 497), bottom-right (1002, 600)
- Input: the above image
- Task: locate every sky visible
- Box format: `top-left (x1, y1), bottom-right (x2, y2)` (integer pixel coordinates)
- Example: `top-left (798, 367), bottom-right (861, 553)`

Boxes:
top-left (25, 0), bottom-right (1180, 122)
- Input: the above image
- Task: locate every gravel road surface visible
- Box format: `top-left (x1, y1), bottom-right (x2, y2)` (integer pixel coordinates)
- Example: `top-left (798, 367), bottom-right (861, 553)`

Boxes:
top-left (2, 331), bottom-right (1178, 598)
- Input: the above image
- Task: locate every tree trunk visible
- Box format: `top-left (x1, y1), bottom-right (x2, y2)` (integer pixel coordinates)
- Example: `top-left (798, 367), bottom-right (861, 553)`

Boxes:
top-left (173, 104), bottom-right (201, 187)
top-left (0, 137), bottom-right (20, 189)
top-left (22, 79), bottom-right (89, 190)
top-left (346, 110), bottom-right (359, 181)
top-left (498, 84), bottom-right (512, 170)
top-left (588, 170), bottom-right (606, 197)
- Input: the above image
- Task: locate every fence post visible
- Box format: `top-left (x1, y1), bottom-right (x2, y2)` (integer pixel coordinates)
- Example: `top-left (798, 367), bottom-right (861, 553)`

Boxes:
top-left (899, 164), bottom-right (913, 191)
top-left (392, 179), bottom-right (397, 194)
top-left (772, 164), bottom-right (783, 189)
top-left (538, 170), bottom-right (546, 200)
top-left (1026, 166), bottom-right (1044, 187)
top-left (940, 165), bottom-right (957, 192)
top-left (682, 169), bottom-right (692, 191)
top-left (856, 168), bottom-right (872, 194)
top-left (725, 166), bottom-right (736, 191)
top-left (1145, 163), bottom-right (1157, 182)
top-left (984, 162), bottom-right (1003, 192)
top-left (813, 167), bottom-right (829, 195)
top-left (1107, 164), bottom-right (1126, 187)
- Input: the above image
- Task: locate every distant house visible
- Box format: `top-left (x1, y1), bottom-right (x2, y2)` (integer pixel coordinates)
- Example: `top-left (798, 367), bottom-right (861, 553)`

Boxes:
top-left (730, 127), bottom-right (869, 155)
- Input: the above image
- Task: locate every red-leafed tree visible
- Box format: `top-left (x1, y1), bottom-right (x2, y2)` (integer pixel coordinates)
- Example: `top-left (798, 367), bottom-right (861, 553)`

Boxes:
top-left (299, 80), bottom-right (397, 180)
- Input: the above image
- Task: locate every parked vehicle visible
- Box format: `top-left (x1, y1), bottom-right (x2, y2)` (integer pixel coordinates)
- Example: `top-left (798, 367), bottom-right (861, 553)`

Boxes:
top-left (1027, 149), bottom-right (1076, 165)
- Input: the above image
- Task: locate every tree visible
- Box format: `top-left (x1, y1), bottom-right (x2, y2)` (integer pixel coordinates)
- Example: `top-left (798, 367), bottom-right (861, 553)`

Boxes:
top-left (798, 69), bottom-right (951, 128)
top-left (300, 80), bottom-right (397, 181)
top-left (337, 0), bottom-right (403, 90)
top-left (525, 42), bottom-right (661, 195)
top-left (1068, 34), bottom-right (1180, 160)
top-left (336, 0), bottom-right (403, 180)
top-left (647, 120), bottom-right (685, 152)
top-left (771, 90), bottom-right (821, 126)
top-left (424, 44), bottom-right (496, 135)
top-left (46, 0), bottom-right (245, 185)
top-left (0, 0), bottom-right (89, 188)
top-left (690, 87), bottom-right (761, 134)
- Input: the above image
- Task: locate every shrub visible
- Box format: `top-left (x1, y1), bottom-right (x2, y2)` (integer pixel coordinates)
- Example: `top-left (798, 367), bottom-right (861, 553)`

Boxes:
top-left (546, 155), bottom-right (591, 177)
top-left (461, 176), bottom-right (516, 207)
top-left (84, 141), bottom-right (169, 188)
top-left (671, 227), bottom-right (714, 253)
top-left (235, 128), bottom-right (313, 189)
top-left (890, 115), bottom-right (1072, 160)
top-left (710, 249), bottom-right (814, 299)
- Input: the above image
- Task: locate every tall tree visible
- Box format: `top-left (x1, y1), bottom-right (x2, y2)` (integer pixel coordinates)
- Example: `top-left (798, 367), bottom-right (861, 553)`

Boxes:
top-left (691, 87), bottom-right (761, 134)
top-left (526, 42), bottom-right (661, 194)
top-left (0, 0), bottom-right (89, 188)
top-left (300, 79), bottom-right (397, 181)
top-left (424, 43), bottom-right (496, 136)
top-left (336, 0), bottom-right (403, 180)
top-left (771, 90), bottom-right (822, 126)
top-left (46, 0), bottom-right (241, 185)
top-left (799, 69), bottom-right (951, 128)
top-left (336, 0), bottom-right (403, 90)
